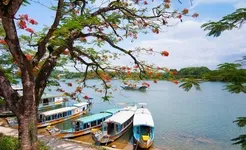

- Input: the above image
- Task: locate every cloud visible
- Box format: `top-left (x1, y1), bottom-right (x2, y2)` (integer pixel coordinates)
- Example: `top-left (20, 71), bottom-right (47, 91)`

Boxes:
top-left (190, 0), bottom-right (242, 9)
top-left (112, 20), bottom-right (246, 70)
top-left (234, 2), bottom-right (246, 8)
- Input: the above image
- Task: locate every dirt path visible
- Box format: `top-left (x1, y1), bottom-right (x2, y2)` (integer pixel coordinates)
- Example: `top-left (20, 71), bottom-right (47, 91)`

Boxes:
top-left (0, 126), bottom-right (100, 150)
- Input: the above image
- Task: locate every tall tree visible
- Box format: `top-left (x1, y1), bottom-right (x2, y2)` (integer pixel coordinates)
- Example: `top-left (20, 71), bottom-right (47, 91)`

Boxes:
top-left (202, 7), bottom-right (246, 149)
top-left (0, 0), bottom-right (198, 149)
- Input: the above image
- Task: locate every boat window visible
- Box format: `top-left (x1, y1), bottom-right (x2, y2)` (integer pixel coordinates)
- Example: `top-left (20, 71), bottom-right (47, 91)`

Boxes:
top-left (54, 114), bottom-right (57, 119)
top-left (83, 123), bottom-right (87, 129)
top-left (46, 116), bottom-right (51, 121)
top-left (82, 107), bottom-right (85, 111)
top-left (43, 98), bottom-right (49, 105)
top-left (58, 113), bottom-right (62, 118)
top-left (91, 121), bottom-right (96, 127)
top-left (98, 119), bottom-right (102, 125)
top-left (68, 111), bottom-right (72, 116)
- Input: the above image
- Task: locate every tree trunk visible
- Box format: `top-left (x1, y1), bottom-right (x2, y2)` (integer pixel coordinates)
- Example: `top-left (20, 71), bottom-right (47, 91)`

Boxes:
top-left (17, 102), bottom-right (38, 150)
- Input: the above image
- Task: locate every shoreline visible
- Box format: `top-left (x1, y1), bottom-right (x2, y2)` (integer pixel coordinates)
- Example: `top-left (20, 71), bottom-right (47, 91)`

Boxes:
top-left (0, 125), bottom-right (119, 150)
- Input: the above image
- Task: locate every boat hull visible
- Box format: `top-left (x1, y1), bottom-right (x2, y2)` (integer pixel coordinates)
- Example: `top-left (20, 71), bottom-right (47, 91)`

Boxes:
top-left (57, 125), bottom-right (101, 139)
top-left (134, 138), bottom-right (153, 149)
top-left (92, 121), bottom-right (133, 144)
top-left (38, 111), bottom-right (86, 128)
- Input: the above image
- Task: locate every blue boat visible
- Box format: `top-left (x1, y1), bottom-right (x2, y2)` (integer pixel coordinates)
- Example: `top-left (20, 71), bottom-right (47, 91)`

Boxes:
top-left (133, 106), bottom-right (154, 148)
top-left (54, 108), bottom-right (121, 138)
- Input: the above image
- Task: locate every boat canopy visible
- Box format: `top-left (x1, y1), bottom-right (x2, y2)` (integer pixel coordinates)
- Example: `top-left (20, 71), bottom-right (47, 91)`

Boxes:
top-left (40, 107), bottom-right (77, 116)
top-left (41, 94), bottom-right (64, 99)
top-left (101, 108), bottom-right (121, 115)
top-left (133, 108), bottom-right (154, 127)
top-left (104, 111), bottom-right (134, 125)
top-left (75, 113), bottom-right (111, 124)
top-left (73, 102), bottom-right (88, 107)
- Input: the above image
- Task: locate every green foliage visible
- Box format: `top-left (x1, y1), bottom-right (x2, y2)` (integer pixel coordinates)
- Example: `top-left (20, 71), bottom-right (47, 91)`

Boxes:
top-left (177, 67), bottom-right (211, 79)
top-left (231, 135), bottom-right (246, 150)
top-left (0, 133), bottom-right (50, 150)
top-left (202, 8), bottom-right (246, 37)
top-left (179, 79), bottom-right (201, 92)
top-left (233, 117), bottom-right (246, 127)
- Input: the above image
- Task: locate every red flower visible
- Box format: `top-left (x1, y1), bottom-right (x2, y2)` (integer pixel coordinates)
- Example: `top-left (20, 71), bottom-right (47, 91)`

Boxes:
top-left (25, 28), bottom-right (34, 34)
top-left (134, 65), bottom-right (139, 69)
top-left (19, 14), bottom-right (28, 21)
top-left (161, 51), bottom-right (169, 56)
top-left (67, 83), bottom-right (73, 87)
top-left (173, 80), bottom-right (178, 84)
top-left (18, 20), bottom-right (27, 29)
top-left (173, 71), bottom-right (177, 75)
top-left (0, 39), bottom-right (7, 45)
top-left (157, 66), bottom-right (161, 70)
top-left (144, 1), bottom-right (148, 5)
top-left (80, 37), bottom-right (87, 42)
top-left (177, 14), bottom-right (182, 19)
top-left (182, 8), bottom-right (189, 14)
top-left (25, 54), bottom-right (32, 61)
top-left (164, 0), bottom-right (171, 3)
top-left (63, 49), bottom-right (70, 55)
top-left (153, 80), bottom-right (157, 83)
top-left (122, 66), bottom-right (126, 70)
top-left (29, 19), bottom-right (38, 25)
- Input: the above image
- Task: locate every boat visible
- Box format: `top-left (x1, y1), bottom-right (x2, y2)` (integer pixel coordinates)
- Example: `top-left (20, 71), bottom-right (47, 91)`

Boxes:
top-left (6, 102), bottom-right (89, 128)
top-left (133, 104), bottom-right (154, 148)
top-left (120, 83), bottom-right (148, 91)
top-left (53, 108), bottom-right (121, 138)
top-left (39, 94), bottom-right (68, 110)
top-left (92, 105), bottom-right (137, 144)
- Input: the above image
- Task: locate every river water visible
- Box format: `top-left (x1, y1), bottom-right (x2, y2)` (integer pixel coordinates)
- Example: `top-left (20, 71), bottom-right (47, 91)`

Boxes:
top-left (46, 80), bottom-right (246, 150)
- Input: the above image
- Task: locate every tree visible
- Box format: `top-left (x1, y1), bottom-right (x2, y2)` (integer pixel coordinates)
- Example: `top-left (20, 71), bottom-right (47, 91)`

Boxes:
top-left (202, 8), bottom-right (246, 149)
top-left (0, 0), bottom-right (199, 149)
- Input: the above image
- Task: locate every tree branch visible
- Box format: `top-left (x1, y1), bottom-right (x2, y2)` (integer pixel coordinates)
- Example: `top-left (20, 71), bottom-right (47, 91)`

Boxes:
top-left (33, 0), bottom-right (64, 66)
top-left (0, 70), bottom-right (20, 114)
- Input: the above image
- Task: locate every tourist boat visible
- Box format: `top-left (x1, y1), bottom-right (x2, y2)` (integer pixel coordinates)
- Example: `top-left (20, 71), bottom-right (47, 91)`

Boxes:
top-left (133, 104), bottom-right (154, 148)
top-left (53, 108), bottom-right (121, 138)
top-left (6, 102), bottom-right (89, 128)
top-left (39, 94), bottom-right (68, 110)
top-left (92, 105), bottom-right (137, 144)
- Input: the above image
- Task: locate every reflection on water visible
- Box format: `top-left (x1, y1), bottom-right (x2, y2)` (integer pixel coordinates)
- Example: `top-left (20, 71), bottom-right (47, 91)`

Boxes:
top-left (39, 80), bottom-right (246, 150)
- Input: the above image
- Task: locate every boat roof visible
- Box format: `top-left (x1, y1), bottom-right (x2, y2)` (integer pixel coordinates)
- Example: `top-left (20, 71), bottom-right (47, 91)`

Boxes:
top-left (75, 113), bottom-right (112, 123)
top-left (104, 111), bottom-right (134, 125)
top-left (40, 107), bottom-right (77, 116)
top-left (73, 102), bottom-right (88, 107)
top-left (133, 108), bottom-right (154, 127)
top-left (122, 105), bottom-right (137, 112)
top-left (100, 108), bottom-right (121, 114)
top-left (41, 94), bottom-right (64, 99)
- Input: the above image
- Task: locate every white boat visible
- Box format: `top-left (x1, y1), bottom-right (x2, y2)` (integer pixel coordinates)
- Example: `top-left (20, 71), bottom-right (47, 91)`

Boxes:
top-left (6, 102), bottom-right (89, 128)
top-left (39, 94), bottom-right (68, 109)
top-left (92, 105), bottom-right (137, 144)
top-left (133, 104), bottom-right (154, 148)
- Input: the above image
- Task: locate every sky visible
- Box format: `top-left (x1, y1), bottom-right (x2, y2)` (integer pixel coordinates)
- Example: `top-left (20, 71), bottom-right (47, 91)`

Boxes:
top-left (17, 0), bottom-right (246, 70)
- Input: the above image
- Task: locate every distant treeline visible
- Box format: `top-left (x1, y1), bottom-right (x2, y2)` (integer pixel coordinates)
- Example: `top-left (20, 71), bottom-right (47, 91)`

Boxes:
top-left (50, 67), bottom-right (246, 82)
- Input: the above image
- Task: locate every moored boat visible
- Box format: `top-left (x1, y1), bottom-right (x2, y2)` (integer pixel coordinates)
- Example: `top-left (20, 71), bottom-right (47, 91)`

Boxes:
top-left (54, 108), bottom-right (121, 138)
top-left (6, 102), bottom-right (89, 128)
top-left (133, 105), bottom-right (154, 148)
top-left (92, 105), bottom-right (137, 144)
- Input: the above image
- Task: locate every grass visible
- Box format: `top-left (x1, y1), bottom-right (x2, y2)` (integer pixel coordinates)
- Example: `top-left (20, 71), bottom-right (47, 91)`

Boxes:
top-left (0, 133), bottom-right (50, 150)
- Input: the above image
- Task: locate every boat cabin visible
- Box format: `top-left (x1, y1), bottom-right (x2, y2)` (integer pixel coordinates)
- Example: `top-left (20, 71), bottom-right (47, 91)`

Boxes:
top-left (72, 113), bottom-right (112, 131)
top-left (101, 111), bottom-right (134, 136)
top-left (38, 102), bottom-right (88, 123)
top-left (39, 94), bottom-right (65, 108)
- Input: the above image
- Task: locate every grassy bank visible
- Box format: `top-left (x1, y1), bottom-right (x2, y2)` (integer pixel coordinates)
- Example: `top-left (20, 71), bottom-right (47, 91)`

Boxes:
top-left (0, 133), bottom-right (50, 150)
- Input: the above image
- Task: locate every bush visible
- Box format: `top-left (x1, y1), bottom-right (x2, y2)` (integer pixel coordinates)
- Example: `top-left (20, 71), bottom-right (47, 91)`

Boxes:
top-left (0, 134), bottom-right (50, 150)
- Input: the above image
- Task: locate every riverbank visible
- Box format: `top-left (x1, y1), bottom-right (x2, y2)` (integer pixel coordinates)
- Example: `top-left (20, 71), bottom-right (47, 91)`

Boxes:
top-left (0, 126), bottom-right (105, 150)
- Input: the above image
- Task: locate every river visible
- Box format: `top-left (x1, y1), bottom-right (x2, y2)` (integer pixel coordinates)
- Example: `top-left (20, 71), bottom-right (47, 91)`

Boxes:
top-left (45, 80), bottom-right (246, 150)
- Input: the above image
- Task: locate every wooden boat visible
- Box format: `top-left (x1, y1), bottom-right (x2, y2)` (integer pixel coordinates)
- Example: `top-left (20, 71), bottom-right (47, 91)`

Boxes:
top-left (92, 105), bottom-right (137, 144)
top-left (133, 105), bottom-right (154, 148)
top-left (121, 83), bottom-right (148, 91)
top-left (6, 102), bottom-right (89, 128)
top-left (53, 108), bottom-right (121, 138)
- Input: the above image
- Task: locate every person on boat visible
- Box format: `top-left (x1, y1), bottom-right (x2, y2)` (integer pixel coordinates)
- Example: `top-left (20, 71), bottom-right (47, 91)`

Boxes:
top-left (83, 95), bottom-right (91, 100)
